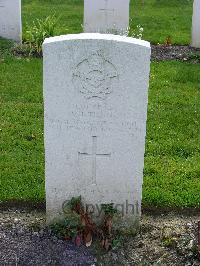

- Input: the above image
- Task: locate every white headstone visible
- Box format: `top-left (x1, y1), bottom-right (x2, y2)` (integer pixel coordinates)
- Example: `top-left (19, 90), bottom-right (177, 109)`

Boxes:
top-left (0, 0), bottom-right (22, 42)
top-left (84, 0), bottom-right (130, 35)
top-left (43, 34), bottom-right (151, 229)
top-left (192, 0), bottom-right (200, 48)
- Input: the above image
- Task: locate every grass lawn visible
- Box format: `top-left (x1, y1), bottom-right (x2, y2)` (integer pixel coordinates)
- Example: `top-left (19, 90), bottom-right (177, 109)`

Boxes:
top-left (22, 0), bottom-right (193, 45)
top-left (144, 61), bottom-right (200, 207)
top-left (0, 0), bottom-right (199, 207)
top-left (0, 39), bottom-right (200, 206)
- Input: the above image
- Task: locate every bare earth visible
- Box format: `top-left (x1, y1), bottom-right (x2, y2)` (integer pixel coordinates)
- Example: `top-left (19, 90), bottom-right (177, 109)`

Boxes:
top-left (0, 210), bottom-right (199, 265)
top-left (151, 45), bottom-right (200, 62)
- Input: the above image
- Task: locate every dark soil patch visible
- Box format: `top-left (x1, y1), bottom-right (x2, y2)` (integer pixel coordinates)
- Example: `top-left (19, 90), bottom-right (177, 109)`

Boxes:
top-left (151, 45), bottom-right (200, 62)
top-left (0, 211), bottom-right (95, 266)
top-left (10, 42), bottom-right (200, 63)
top-left (0, 200), bottom-right (46, 211)
top-left (0, 211), bottom-right (199, 265)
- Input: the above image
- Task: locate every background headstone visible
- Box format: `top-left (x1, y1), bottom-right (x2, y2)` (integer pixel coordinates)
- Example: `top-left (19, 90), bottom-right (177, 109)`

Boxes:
top-left (192, 0), bottom-right (200, 48)
top-left (0, 0), bottom-right (22, 42)
top-left (84, 0), bottom-right (130, 35)
top-left (43, 33), bottom-right (151, 228)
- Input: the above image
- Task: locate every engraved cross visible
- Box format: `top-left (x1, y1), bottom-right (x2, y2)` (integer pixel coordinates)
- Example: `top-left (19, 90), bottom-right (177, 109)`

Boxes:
top-left (78, 136), bottom-right (111, 184)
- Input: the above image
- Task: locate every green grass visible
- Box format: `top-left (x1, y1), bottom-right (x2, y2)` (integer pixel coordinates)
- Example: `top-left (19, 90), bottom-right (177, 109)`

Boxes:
top-left (144, 61), bottom-right (200, 207)
top-left (22, 0), bottom-right (193, 45)
top-left (23, 0), bottom-right (83, 36)
top-left (0, 0), bottom-right (199, 207)
top-left (130, 0), bottom-right (193, 44)
top-left (0, 55), bottom-right (44, 201)
top-left (0, 52), bottom-right (200, 206)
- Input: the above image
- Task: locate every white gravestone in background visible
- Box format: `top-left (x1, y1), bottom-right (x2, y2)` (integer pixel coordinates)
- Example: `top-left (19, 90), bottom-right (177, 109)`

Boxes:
top-left (0, 0), bottom-right (22, 42)
top-left (192, 0), bottom-right (200, 48)
top-left (43, 34), bottom-right (151, 229)
top-left (84, 0), bottom-right (130, 35)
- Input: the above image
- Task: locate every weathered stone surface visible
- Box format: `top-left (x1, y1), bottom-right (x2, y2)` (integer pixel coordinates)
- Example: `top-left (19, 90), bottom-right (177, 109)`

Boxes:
top-left (43, 33), bottom-right (151, 227)
top-left (0, 0), bottom-right (22, 42)
top-left (192, 0), bottom-right (200, 48)
top-left (84, 0), bottom-right (130, 35)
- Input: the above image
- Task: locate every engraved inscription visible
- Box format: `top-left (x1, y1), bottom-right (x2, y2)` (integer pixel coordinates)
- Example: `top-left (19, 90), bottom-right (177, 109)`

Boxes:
top-left (73, 53), bottom-right (118, 99)
top-left (99, 0), bottom-right (115, 28)
top-left (78, 136), bottom-right (111, 184)
top-left (0, 0), bottom-right (5, 8)
top-left (0, 0), bottom-right (6, 33)
top-left (0, 0), bottom-right (14, 34)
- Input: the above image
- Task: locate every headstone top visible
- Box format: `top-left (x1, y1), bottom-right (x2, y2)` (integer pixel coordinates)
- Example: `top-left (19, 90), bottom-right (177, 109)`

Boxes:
top-left (43, 33), bottom-right (150, 48)
top-left (0, 0), bottom-right (22, 42)
top-left (84, 0), bottom-right (130, 35)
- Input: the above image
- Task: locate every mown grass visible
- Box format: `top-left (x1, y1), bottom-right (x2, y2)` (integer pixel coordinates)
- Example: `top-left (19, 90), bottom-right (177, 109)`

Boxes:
top-left (0, 51), bottom-right (44, 201)
top-left (22, 0), bottom-right (193, 44)
top-left (144, 61), bottom-right (200, 207)
top-left (0, 0), bottom-right (199, 207)
top-left (0, 45), bottom-right (199, 206)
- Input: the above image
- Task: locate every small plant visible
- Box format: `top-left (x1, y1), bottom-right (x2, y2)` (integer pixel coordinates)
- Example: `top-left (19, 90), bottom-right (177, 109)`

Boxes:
top-left (50, 212), bottom-right (82, 240)
top-left (162, 236), bottom-right (177, 248)
top-left (101, 203), bottom-right (118, 217)
top-left (188, 52), bottom-right (200, 62)
top-left (87, 22), bottom-right (144, 38)
top-left (53, 196), bottom-right (96, 247)
top-left (128, 24), bottom-right (144, 39)
top-left (103, 27), bottom-right (128, 36)
top-left (23, 15), bottom-right (59, 56)
top-left (0, 38), bottom-right (13, 58)
top-left (164, 36), bottom-right (172, 46)
top-left (51, 197), bottom-right (119, 250)
top-left (100, 203), bottom-right (119, 250)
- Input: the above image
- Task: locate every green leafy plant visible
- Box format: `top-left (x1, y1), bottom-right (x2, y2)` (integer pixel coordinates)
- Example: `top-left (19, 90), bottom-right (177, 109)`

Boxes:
top-left (51, 196), bottom-right (96, 246)
top-left (64, 196), bottom-right (83, 213)
top-left (24, 15), bottom-right (59, 56)
top-left (128, 24), bottom-right (144, 39)
top-left (51, 197), bottom-right (119, 250)
top-left (188, 52), bottom-right (200, 62)
top-left (164, 35), bottom-right (172, 46)
top-left (50, 213), bottom-right (82, 240)
top-left (101, 203), bottom-right (118, 217)
top-left (111, 235), bottom-right (124, 250)
top-left (99, 203), bottom-right (119, 250)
